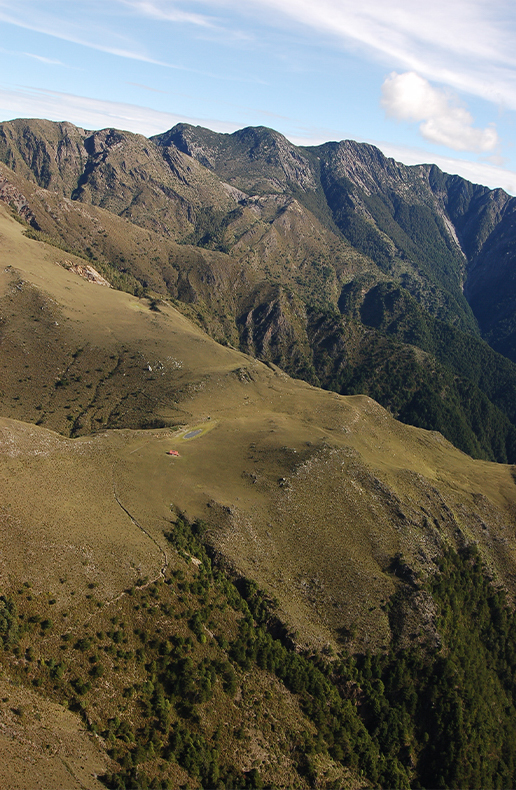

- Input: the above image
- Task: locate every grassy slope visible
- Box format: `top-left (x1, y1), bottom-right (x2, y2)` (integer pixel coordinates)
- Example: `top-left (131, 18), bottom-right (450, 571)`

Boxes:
top-left (5, 157), bottom-right (516, 468)
top-left (0, 674), bottom-right (110, 790)
top-left (2, 203), bottom-right (516, 644)
top-left (6, 149), bottom-right (516, 467)
top-left (3, 206), bottom-right (516, 784)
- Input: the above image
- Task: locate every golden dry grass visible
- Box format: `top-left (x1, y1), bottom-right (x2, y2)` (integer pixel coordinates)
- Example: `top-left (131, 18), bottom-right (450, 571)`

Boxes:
top-left (0, 676), bottom-right (111, 790)
top-left (2, 202), bottom-right (516, 654)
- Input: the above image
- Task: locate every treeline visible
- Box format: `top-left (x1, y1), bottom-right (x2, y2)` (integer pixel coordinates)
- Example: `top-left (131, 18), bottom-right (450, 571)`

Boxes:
top-left (226, 544), bottom-right (516, 789)
top-left (98, 524), bottom-right (516, 788)
top-left (235, 278), bottom-right (516, 464)
top-left (354, 280), bottom-right (516, 424)
top-left (332, 332), bottom-right (516, 463)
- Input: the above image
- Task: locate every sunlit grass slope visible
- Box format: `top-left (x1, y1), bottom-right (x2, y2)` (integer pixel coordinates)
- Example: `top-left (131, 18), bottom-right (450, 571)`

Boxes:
top-left (1, 202), bottom-right (516, 655)
top-left (4, 202), bottom-right (516, 786)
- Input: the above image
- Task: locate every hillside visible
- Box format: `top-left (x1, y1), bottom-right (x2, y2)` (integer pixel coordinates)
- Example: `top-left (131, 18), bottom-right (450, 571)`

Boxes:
top-left (4, 120), bottom-right (516, 466)
top-left (4, 117), bottom-right (516, 786)
top-left (3, 201), bottom-right (516, 786)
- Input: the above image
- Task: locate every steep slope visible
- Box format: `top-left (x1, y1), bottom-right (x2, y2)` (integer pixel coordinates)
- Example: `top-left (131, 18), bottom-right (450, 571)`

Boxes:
top-left (154, 124), bottom-right (477, 331)
top-left (159, 121), bottom-right (516, 358)
top-left (0, 118), bottom-right (241, 241)
top-left (314, 141), bottom-right (477, 333)
top-left (6, 117), bottom-right (516, 357)
top-left (0, 118), bottom-right (88, 193)
top-left (4, 158), bottom-right (516, 465)
top-left (155, 124), bottom-right (319, 196)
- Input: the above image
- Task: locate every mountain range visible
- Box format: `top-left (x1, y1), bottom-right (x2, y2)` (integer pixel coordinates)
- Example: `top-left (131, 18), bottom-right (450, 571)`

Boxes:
top-left (2, 118), bottom-right (516, 788)
top-left (4, 118), bottom-right (516, 464)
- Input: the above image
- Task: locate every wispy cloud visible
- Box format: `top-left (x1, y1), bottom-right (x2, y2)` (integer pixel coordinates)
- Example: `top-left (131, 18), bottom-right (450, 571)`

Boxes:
top-left (209, 0), bottom-right (516, 108)
top-left (0, 46), bottom-right (76, 67)
top-left (0, 3), bottom-right (162, 64)
top-left (2, 2), bottom-right (515, 105)
top-left (121, 1), bottom-right (253, 42)
top-left (0, 1), bottom-right (261, 81)
top-left (22, 52), bottom-right (66, 65)
top-left (251, 0), bottom-right (514, 66)
top-left (120, 0), bottom-right (216, 27)
top-left (0, 2), bottom-right (205, 68)
top-left (382, 72), bottom-right (499, 153)
top-left (0, 85), bottom-right (240, 136)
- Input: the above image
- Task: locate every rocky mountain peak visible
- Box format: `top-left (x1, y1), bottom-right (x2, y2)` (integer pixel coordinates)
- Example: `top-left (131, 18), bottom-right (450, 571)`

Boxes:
top-left (154, 122), bottom-right (317, 195)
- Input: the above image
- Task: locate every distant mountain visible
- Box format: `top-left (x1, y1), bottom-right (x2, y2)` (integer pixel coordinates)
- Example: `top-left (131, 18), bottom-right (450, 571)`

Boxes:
top-left (156, 122), bottom-right (516, 353)
top-left (3, 118), bottom-right (516, 462)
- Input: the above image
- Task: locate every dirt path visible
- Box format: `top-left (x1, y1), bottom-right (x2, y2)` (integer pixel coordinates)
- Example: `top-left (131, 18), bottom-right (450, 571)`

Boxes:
top-left (111, 473), bottom-right (169, 580)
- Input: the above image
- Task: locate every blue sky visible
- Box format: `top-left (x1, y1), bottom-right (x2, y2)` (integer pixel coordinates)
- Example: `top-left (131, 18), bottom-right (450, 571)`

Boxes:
top-left (1, 0), bottom-right (516, 192)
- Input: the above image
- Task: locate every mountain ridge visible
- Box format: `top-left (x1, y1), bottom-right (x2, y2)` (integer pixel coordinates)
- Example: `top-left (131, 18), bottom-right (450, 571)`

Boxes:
top-left (2, 199), bottom-right (516, 650)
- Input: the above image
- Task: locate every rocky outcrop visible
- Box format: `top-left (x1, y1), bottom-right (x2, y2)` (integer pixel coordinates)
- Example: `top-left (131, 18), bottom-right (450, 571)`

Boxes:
top-left (153, 124), bottom-right (318, 195)
top-left (0, 119), bottom-right (87, 193)
top-left (0, 172), bottom-right (39, 228)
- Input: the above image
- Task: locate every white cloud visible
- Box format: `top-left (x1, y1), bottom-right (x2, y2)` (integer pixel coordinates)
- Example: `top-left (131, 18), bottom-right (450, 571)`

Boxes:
top-left (381, 71), bottom-right (499, 153)
top-left (122, 0), bottom-right (253, 43)
top-left (198, 0), bottom-right (516, 109)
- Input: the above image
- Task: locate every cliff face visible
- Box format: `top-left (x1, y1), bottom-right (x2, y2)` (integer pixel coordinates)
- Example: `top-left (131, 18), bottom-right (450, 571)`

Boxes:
top-left (0, 118), bottom-right (88, 192)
